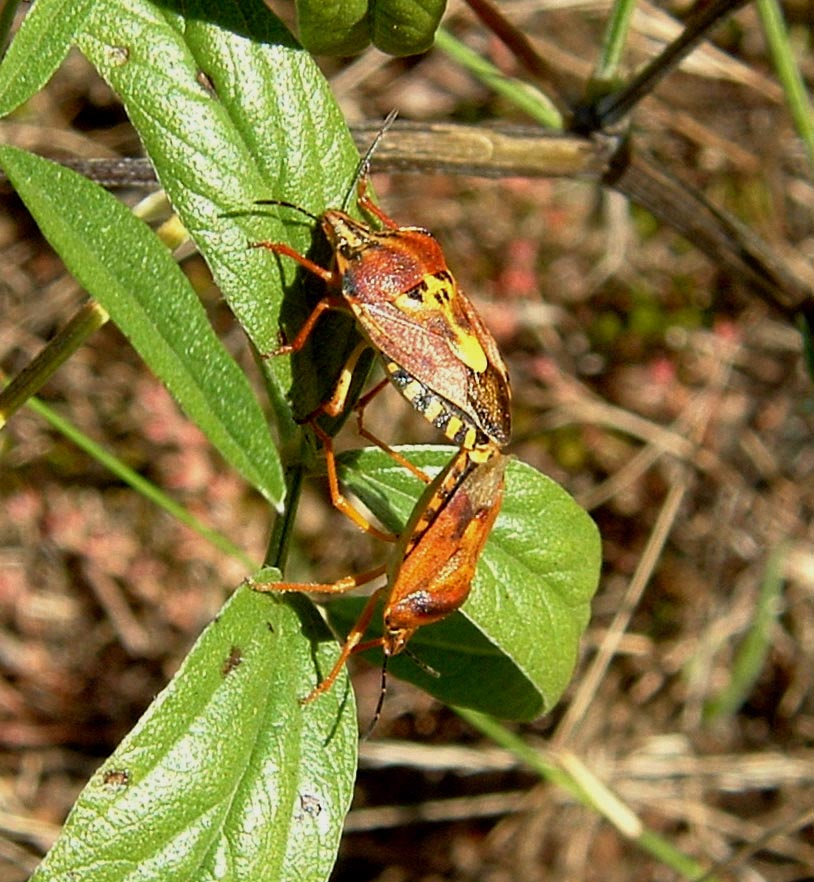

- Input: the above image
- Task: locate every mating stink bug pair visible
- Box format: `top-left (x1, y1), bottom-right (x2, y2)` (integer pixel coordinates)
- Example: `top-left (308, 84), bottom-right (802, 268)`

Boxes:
top-left (251, 115), bottom-right (512, 709)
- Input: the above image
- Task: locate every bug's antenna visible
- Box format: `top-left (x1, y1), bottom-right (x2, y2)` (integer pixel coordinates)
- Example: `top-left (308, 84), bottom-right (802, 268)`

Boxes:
top-left (343, 109), bottom-right (399, 211)
top-left (362, 656), bottom-right (390, 740)
top-left (252, 198), bottom-right (319, 223)
top-left (405, 647), bottom-right (440, 679)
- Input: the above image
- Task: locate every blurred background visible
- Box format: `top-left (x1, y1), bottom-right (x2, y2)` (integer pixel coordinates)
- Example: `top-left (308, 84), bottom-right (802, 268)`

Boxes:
top-left (1, 1), bottom-right (813, 879)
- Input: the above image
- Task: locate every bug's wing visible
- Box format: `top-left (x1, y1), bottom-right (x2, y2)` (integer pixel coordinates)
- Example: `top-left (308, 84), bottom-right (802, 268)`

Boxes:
top-left (385, 452), bottom-right (507, 632)
top-left (359, 299), bottom-right (511, 447)
top-left (455, 292), bottom-right (512, 442)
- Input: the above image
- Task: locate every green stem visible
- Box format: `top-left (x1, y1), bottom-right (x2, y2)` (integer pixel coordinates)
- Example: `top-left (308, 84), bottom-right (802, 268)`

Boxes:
top-left (704, 544), bottom-right (787, 722)
top-left (264, 462), bottom-right (304, 571)
top-left (593, 0), bottom-right (637, 84)
top-left (457, 709), bottom-right (717, 881)
top-left (0, 301), bottom-right (109, 428)
top-left (434, 28), bottom-right (562, 129)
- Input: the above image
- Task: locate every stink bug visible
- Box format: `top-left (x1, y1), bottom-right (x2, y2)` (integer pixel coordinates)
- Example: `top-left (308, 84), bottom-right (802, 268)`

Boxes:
top-left (251, 123), bottom-right (511, 461)
top-left (251, 448), bottom-right (507, 706)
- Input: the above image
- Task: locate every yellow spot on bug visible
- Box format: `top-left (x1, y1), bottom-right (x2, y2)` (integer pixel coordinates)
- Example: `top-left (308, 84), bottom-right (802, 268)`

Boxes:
top-left (445, 415), bottom-right (463, 438)
top-left (423, 400), bottom-right (445, 423)
top-left (468, 444), bottom-right (493, 463)
top-left (401, 379), bottom-right (424, 402)
top-left (452, 332), bottom-right (488, 374)
top-left (397, 275), bottom-right (489, 374)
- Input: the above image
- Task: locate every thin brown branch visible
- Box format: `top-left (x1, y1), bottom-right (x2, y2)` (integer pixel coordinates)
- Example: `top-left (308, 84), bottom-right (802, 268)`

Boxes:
top-left (4, 122), bottom-right (811, 326)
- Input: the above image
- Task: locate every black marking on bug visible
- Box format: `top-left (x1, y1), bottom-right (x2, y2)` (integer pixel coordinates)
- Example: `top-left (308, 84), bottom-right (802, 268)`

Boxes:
top-left (404, 280), bottom-right (429, 302)
top-left (387, 366), bottom-right (489, 449)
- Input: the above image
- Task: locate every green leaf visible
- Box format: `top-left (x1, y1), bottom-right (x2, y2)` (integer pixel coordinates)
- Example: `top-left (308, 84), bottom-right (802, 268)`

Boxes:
top-left (331, 447), bottom-right (602, 720)
top-left (370, 0), bottom-right (447, 56)
top-left (31, 586), bottom-right (357, 882)
top-left (77, 0), bottom-right (365, 428)
top-left (0, 145), bottom-right (284, 508)
top-left (0, 0), bottom-right (97, 116)
top-left (295, 0), bottom-right (446, 56)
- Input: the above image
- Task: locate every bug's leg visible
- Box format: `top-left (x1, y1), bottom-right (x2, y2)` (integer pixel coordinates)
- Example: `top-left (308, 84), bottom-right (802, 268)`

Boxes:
top-left (314, 340), bottom-right (370, 418)
top-left (300, 586), bottom-right (388, 704)
top-left (311, 421), bottom-right (398, 543)
top-left (250, 563), bottom-right (387, 595)
top-left (356, 176), bottom-right (400, 230)
top-left (249, 240), bottom-right (338, 284)
top-left (354, 381), bottom-right (432, 484)
top-left (250, 240), bottom-right (348, 357)
top-left (268, 295), bottom-right (349, 357)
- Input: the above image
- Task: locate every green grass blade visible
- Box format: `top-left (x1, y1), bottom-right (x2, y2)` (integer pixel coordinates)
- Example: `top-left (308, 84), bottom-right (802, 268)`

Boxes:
top-left (434, 28), bottom-right (562, 129)
top-left (756, 0), bottom-right (814, 172)
top-left (704, 544), bottom-right (787, 723)
top-left (592, 0), bottom-right (637, 84)
top-left (459, 710), bottom-right (716, 881)
top-left (21, 392), bottom-right (254, 568)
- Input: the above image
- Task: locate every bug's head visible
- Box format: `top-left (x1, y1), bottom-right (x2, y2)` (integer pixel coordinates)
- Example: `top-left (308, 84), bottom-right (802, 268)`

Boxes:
top-left (321, 210), bottom-right (378, 261)
top-left (381, 624), bottom-right (416, 658)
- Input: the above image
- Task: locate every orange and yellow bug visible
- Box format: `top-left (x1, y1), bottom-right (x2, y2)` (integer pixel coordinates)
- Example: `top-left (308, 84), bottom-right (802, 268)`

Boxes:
top-left (251, 124), bottom-right (511, 464)
top-left (252, 447), bottom-right (507, 706)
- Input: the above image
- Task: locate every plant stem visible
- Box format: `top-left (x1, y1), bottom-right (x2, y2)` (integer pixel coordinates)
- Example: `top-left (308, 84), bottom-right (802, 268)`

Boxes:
top-left (593, 0), bottom-right (637, 84)
top-left (457, 709), bottom-right (718, 881)
top-left (434, 28), bottom-right (562, 129)
top-left (0, 301), bottom-right (109, 428)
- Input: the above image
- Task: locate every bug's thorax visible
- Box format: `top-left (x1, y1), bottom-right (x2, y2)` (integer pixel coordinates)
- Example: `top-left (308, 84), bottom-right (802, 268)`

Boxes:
top-left (323, 212), bottom-right (445, 293)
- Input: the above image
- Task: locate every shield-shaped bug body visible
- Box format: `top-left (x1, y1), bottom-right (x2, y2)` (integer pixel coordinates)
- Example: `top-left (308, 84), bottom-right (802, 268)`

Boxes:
top-left (252, 184), bottom-right (511, 459)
